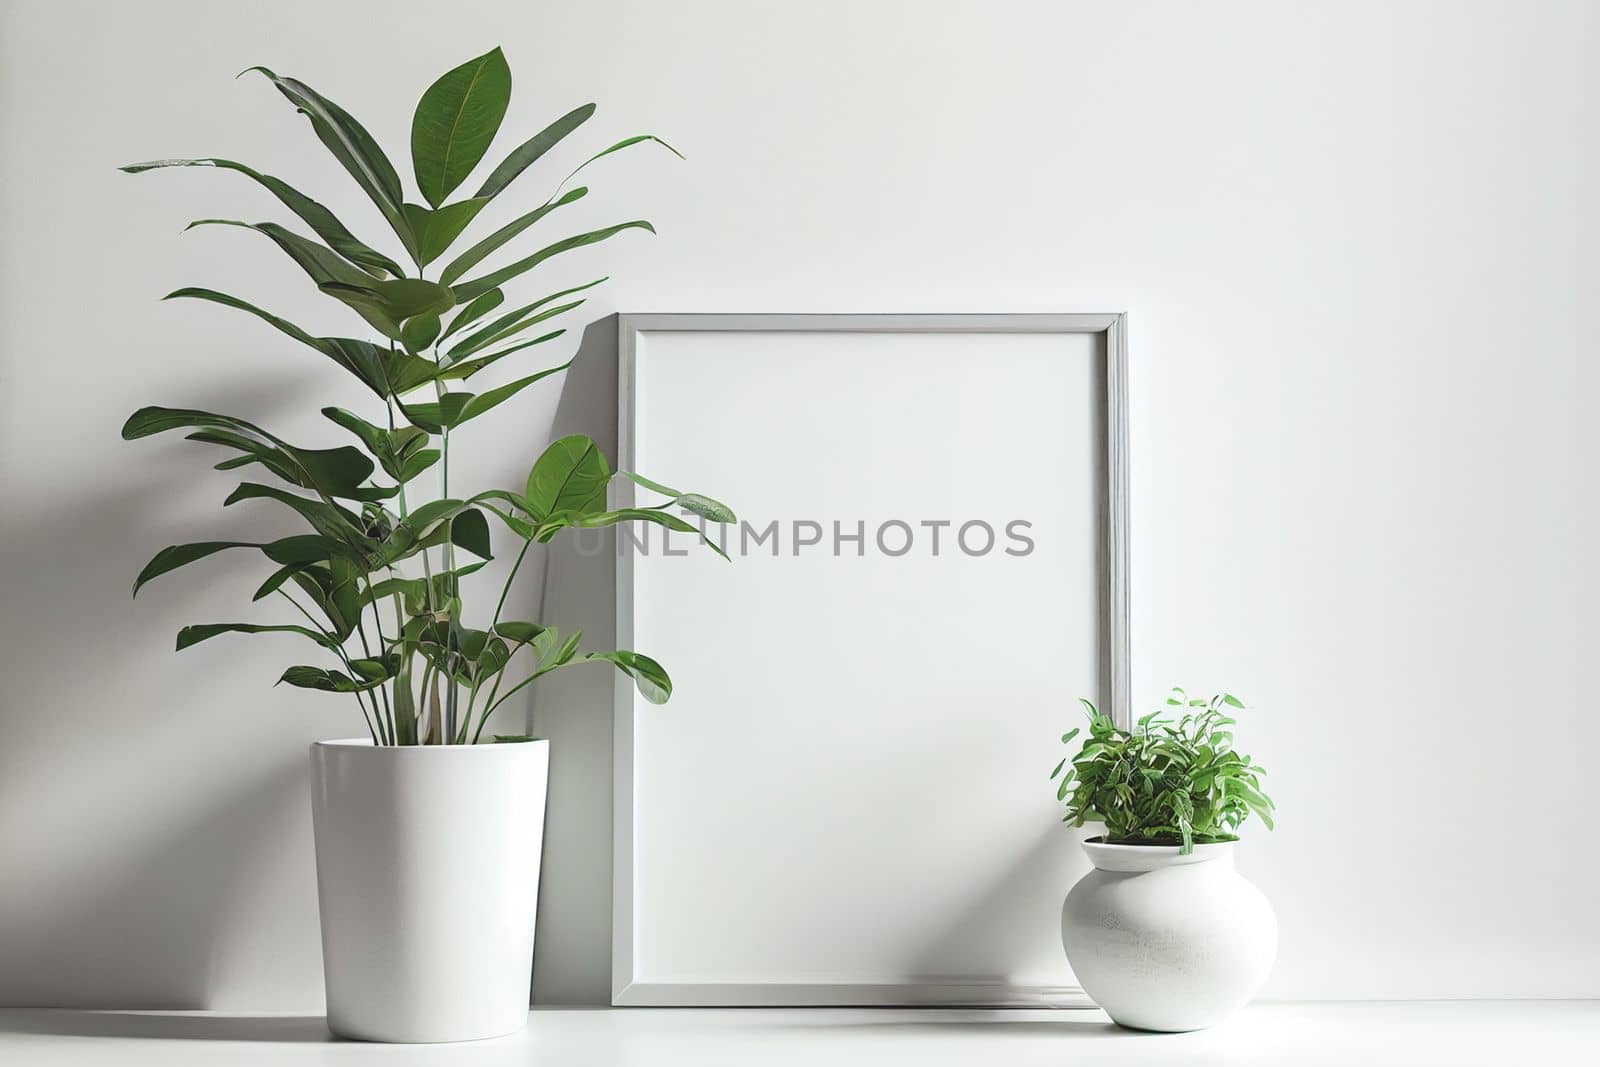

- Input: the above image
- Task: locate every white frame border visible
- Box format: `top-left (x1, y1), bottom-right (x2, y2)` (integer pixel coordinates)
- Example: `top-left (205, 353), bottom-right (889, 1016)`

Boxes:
top-left (612, 313), bottom-right (1131, 1006)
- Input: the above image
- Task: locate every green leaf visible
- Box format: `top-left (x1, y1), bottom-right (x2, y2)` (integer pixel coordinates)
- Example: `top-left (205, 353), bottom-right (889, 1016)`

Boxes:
top-left (400, 310), bottom-right (442, 352)
top-left (410, 47), bottom-right (513, 208)
top-left (445, 298), bottom-right (584, 361)
top-left (134, 541), bottom-right (250, 597)
top-left (1049, 758), bottom-right (1066, 779)
top-left (475, 102), bottom-right (595, 200)
top-left (400, 361), bottom-right (571, 433)
top-left (402, 197), bottom-right (491, 266)
top-left (176, 622), bottom-right (338, 652)
top-left (253, 561), bottom-right (315, 601)
top-left (438, 186), bottom-right (588, 286)
top-left (560, 134), bottom-right (684, 188)
top-left (396, 448), bottom-right (441, 481)
top-left (436, 329), bottom-right (565, 382)
top-left (1222, 693), bottom-right (1245, 709)
top-left (161, 288), bottom-right (428, 397)
top-left (318, 278), bottom-right (454, 326)
top-left (492, 734), bottom-right (540, 743)
top-left (439, 288), bottom-right (504, 343)
top-left (450, 508), bottom-right (492, 559)
top-left (278, 665), bottom-right (384, 693)
top-left (120, 158), bottom-right (404, 276)
top-left (575, 508), bottom-right (729, 561)
top-left (125, 405), bottom-right (376, 499)
top-left (132, 534), bottom-right (340, 597)
top-left (525, 434), bottom-right (611, 520)
top-left (242, 67), bottom-right (411, 253)
top-left (445, 279), bottom-right (603, 359)
top-left (451, 221), bottom-right (654, 302)
top-left (584, 650), bottom-right (672, 704)
top-left (224, 482), bottom-right (368, 544)
top-left (622, 471), bottom-right (682, 498)
top-left (322, 407), bottom-right (431, 480)
top-left (163, 286), bottom-right (323, 350)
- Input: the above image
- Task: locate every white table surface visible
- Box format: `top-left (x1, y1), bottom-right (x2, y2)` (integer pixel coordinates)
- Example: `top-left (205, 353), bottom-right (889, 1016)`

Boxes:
top-left (1, 1002), bottom-right (1595, 1065)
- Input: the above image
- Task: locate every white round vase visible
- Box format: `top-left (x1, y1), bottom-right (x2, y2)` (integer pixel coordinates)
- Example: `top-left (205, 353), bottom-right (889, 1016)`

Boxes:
top-left (1061, 838), bottom-right (1275, 1032)
top-left (310, 739), bottom-right (549, 1043)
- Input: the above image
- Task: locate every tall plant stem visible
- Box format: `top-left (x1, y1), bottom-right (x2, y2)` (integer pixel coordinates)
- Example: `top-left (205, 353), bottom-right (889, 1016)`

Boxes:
top-left (466, 539), bottom-right (536, 743)
top-left (355, 575), bottom-right (395, 743)
top-left (492, 540), bottom-right (533, 630)
top-left (432, 363), bottom-right (461, 744)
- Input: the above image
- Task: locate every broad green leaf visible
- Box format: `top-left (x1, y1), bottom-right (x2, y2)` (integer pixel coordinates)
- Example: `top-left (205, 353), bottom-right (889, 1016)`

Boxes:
top-left (584, 650), bottom-right (671, 704)
top-left (438, 186), bottom-right (588, 286)
top-left (278, 665), bottom-right (384, 693)
top-left (125, 405), bottom-right (376, 499)
top-left (452, 221), bottom-right (654, 302)
top-left (400, 361), bottom-right (571, 432)
top-left (400, 310), bottom-right (442, 352)
top-left (224, 482), bottom-right (368, 544)
top-left (396, 448), bottom-right (441, 481)
top-left (402, 197), bottom-right (491, 266)
top-left (176, 622), bottom-right (338, 652)
top-left (132, 534), bottom-right (339, 597)
top-left (120, 158), bottom-right (403, 276)
top-left (1222, 693), bottom-right (1245, 709)
top-left (162, 288), bottom-right (429, 397)
top-left (242, 67), bottom-right (411, 253)
top-left (439, 288), bottom-right (504, 343)
top-left (377, 501), bottom-right (494, 564)
top-left (133, 541), bottom-right (251, 597)
top-left (318, 278), bottom-right (454, 326)
top-left (410, 48), bottom-right (512, 208)
top-left (525, 434), bottom-right (611, 520)
top-left (450, 508), bottom-right (492, 559)
top-left (475, 102), bottom-right (595, 200)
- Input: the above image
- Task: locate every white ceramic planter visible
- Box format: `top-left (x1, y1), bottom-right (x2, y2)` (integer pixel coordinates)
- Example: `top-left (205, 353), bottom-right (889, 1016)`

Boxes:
top-left (1061, 839), bottom-right (1275, 1032)
top-left (310, 739), bottom-right (549, 1043)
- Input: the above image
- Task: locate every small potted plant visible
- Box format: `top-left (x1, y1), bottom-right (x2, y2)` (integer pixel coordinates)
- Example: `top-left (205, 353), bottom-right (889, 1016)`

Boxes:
top-left (1054, 690), bottom-right (1277, 1032)
top-left (121, 48), bottom-right (732, 1042)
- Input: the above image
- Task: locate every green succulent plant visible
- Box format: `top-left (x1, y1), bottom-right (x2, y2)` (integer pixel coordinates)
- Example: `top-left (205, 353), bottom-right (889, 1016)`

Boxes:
top-left (122, 47), bottom-right (732, 745)
top-left (1052, 690), bottom-right (1275, 853)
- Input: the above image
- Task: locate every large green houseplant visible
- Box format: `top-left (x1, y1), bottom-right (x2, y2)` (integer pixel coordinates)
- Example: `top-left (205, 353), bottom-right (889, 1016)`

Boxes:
top-left (120, 49), bottom-right (734, 1041)
top-left (122, 47), bottom-right (731, 749)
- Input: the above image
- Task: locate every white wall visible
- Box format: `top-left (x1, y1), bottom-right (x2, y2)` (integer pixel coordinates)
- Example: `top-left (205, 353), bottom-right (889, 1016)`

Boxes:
top-left (1, 0), bottom-right (1596, 1009)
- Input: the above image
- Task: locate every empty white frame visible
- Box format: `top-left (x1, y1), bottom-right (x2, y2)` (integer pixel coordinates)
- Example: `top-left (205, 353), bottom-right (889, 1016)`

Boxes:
top-left (613, 314), bottom-right (1129, 1006)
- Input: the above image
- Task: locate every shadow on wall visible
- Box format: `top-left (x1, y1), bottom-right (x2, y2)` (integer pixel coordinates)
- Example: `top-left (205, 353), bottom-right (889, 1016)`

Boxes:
top-left (0, 372), bottom-right (325, 1009)
top-left (523, 317), bottom-right (622, 1006)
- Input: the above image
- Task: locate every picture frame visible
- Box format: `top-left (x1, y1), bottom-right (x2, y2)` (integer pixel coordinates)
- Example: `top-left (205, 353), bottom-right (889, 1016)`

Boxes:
top-left (612, 314), bottom-right (1130, 1006)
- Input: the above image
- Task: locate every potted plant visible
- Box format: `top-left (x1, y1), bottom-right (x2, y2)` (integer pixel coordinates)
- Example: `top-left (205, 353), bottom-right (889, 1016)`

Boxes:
top-left (1054, 690), bottom-right (1277, 1032)
top-left (121, 48), bottom-right (732, 1043)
